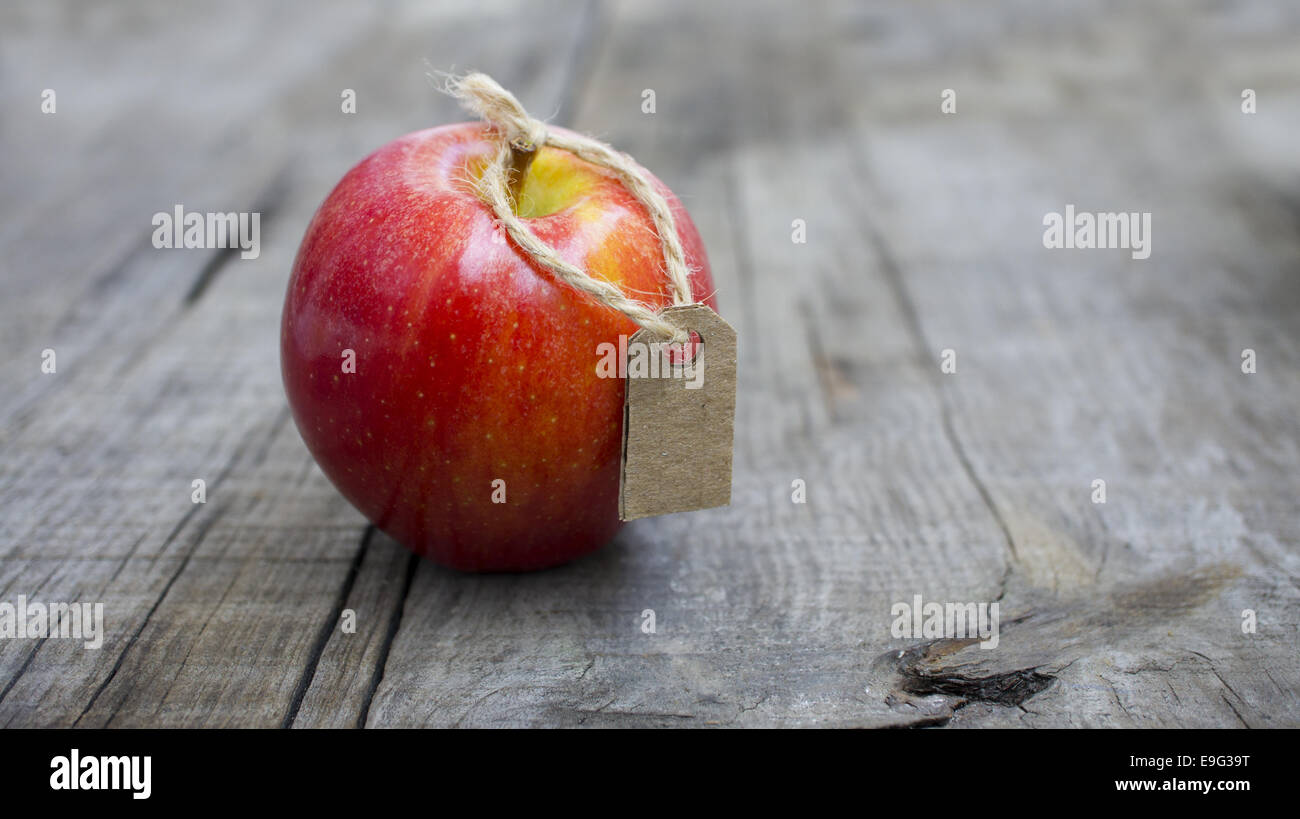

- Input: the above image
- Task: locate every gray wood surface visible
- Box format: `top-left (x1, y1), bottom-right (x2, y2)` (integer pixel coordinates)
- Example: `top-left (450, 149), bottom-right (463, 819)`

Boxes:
top-left (1, 0), bottom-right (1297, 728)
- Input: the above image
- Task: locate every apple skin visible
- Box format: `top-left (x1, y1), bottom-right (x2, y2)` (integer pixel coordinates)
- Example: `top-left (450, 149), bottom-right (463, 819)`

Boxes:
top-left (281, 123), bottom-right (716, 571)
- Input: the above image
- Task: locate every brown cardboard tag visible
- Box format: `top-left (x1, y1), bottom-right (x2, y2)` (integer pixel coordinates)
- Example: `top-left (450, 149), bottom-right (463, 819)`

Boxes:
top-left (619, 304), bottom-right (737, 521)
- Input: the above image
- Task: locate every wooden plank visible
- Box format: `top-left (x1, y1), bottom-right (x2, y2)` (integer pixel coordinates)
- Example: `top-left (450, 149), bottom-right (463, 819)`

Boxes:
top-left (832, 0), bottom-right (1300, 725)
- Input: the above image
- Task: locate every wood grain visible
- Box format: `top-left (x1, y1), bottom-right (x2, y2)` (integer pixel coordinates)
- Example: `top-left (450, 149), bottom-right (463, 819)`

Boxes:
top-left (1, 0), bottom-right (1297, 728)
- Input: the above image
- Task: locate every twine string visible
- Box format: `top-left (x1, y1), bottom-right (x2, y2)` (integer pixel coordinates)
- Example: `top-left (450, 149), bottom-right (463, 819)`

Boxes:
top-left (446, 72), bottom-right (694, 342)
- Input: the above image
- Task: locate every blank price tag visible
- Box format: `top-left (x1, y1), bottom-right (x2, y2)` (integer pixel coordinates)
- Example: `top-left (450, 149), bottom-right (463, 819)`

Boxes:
top-left (619, 304), bottom-right (738, 521)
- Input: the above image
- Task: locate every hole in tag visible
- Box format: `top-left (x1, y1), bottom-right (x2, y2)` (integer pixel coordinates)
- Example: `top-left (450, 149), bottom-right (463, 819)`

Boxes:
top-left (662, 330), bottom-right (703, 367)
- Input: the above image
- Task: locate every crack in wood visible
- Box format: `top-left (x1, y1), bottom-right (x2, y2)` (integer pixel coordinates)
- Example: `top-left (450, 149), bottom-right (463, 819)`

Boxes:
top-left (73, 499), bottom-right (231, 726)
top-left (851, 151), bottom-right (1024, 578)
top-left (354, 550), bottom-right (419, 729)
top-left (883, 565), bottom-right (1242, 723)
top-left (281, 524), bottom-right (375, 728)
top-left (902, 666), bottom-right (1057, 708)
top-left (183, 168), bottom-right (292, 307)
top-left (552, 0), bottom-right (604, 127)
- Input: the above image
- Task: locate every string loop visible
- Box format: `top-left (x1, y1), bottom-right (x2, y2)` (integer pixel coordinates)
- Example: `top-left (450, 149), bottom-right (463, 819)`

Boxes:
top-left (446, 72), bottom-right (695, 342)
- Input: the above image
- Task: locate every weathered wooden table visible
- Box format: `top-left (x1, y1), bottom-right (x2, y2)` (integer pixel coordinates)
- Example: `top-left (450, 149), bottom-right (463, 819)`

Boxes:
top-left (2, 0), bottom-right (1297, 728)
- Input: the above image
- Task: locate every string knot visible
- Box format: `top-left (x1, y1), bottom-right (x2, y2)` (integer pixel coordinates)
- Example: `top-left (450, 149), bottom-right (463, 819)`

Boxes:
top-left (450, 73), bottom-right (548, 152)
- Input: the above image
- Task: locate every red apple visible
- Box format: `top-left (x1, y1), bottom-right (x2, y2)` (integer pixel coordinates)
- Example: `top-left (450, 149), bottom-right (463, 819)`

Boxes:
top-left (280, 123), bottom-right (716, 571)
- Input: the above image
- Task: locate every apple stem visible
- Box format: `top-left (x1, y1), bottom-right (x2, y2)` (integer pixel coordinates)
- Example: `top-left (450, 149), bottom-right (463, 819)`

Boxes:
top-left (505, 137), bottom-right (538, 212)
